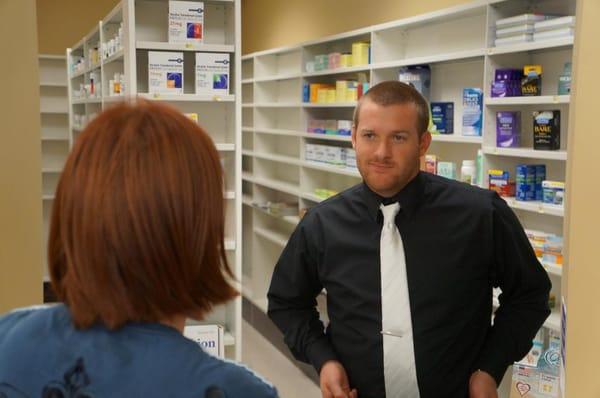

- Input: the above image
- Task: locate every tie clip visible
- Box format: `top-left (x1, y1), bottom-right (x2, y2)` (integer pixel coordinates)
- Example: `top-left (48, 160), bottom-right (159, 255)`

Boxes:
top-left (381, 330), bottom-right (403, 338)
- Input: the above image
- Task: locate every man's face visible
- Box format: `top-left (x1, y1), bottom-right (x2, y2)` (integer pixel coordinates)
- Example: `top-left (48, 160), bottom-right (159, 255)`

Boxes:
top-left (351, 99), bottom-right (431, 197)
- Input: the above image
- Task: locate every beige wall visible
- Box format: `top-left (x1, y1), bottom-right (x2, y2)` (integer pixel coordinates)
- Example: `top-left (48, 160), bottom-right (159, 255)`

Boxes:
top-left (0, 1), bottom-right (43, 312)
top-left (241, 0), bottom-right (471, 54)
top-left (37, 0), bottom-right (119, 55)
top-left (563, 0), bottom-right (600, 395)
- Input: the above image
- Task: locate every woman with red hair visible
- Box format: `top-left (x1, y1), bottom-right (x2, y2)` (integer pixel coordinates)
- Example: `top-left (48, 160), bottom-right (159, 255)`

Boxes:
top-left (0, 100), bottom-right (277, 397)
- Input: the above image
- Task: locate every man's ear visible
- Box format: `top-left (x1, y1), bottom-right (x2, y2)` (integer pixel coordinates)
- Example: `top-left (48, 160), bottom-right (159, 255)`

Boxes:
top-left (351, 126), bottom-right (357, 150)
top-left (419, 131), bottom-right (432, 157)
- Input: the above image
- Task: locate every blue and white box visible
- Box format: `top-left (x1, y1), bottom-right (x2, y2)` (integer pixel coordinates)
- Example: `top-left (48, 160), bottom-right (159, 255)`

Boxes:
top-left (169, 1), bottom-right (204, 44)
top-left (430, 102), bottom-right (454, 134)
top-left (195, 52), bottom-right (230, 96)
top-left (183, 324), bottom-right (224, 358)
top-left (462, 88), bottom-right (483, 136)
top-left (148, 51), bottom-right (184, 94)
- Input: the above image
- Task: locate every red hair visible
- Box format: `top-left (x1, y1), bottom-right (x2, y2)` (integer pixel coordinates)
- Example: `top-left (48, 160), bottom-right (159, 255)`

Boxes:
top-left (48, 100), bottom-right (237, 329)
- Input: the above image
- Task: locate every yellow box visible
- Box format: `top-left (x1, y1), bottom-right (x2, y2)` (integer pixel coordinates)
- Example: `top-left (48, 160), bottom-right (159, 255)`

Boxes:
top-left (340, 54), bottom-right (353, 68)
top-left (326, 89), bottom-right (336, 103)
top-left (352, 42), bottom-right (370, 66)
top-left (336, 81), bottom-right (347, 103)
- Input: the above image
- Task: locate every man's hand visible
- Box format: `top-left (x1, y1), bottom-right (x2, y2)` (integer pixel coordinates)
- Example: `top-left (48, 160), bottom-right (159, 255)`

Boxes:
top-left (320, 360), bottom-right (358, 398)
top-left (469, 370), bottom-right (498, 398)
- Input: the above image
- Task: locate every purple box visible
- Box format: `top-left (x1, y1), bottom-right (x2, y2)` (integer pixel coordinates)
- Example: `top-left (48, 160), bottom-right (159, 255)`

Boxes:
top-left (496, 111), bottom-right (521, 147)
top-left (492, 68), bottom-right (523, 97)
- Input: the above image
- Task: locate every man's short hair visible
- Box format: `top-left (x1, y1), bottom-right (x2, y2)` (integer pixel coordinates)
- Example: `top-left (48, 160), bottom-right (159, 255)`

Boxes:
top-left (352, 80), bottom-right (430, 136)
top-left (48, 100), bottom-right (238, 329)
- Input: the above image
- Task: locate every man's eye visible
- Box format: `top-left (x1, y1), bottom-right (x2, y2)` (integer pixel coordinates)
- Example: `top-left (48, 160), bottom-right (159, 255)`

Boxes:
top-left (394, 135), bottom-right (407, 141)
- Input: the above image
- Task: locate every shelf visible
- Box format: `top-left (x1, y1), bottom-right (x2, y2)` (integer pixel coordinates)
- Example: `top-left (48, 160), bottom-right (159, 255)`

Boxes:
top-left (70, 63), bottom-right (101, 80)
top-left (137, 93), bottom-right (235, 102)
top-left (224, 191), bottom-right (236, 199)
top-left (251, 102), bottom-right (302, 108)
top-left (487, 37), bottom-right (574, 56)
top-left (431, 134), bottom-right (482, 144)
top-left (224, 331), bottom-right (235, 346)
top-left (243, 150), bottom-right (301, 166)
top-left (502, 197), bottom-right (564, 217)
top-left (40, 107), bottom-right (68, 114)
top-left (224, 240), bottom-right (236, 251)
top-left (303, 65), bottom-right (370, 78)
top-left (544, 310), bottom-right (561, 332)
top-left (241, 79), bottom-right (254, 84)
top-left (483, 146), bottom-right (567, 161)
top-left (102, 48), bottom-right (124, 65)
top-left (254, 226), bottom-right (288, 247)
top-left (72, 98), bottom-right (102, 105)
top-left (540, 260), bottom-right (562, 277)
top-left (303, 102), bottom-right (357, 108)
top-left (254, 72), bottom-right (302, 82)
top-left (300, 191), bottom-right (327, 203)
top-left (216, 143), bottom-right (235, 152)
top-left (42, 168), bottom-right (62, 174)
top-left (248, 201), bottom-right (300, 227)
top-left (242, 172), bottom-right (301, 197)
top-left (103, 96), bottom-right (126, 103)
top-left (301, 161), bottom-right (361, 178)
top-left (371, 48), bottom-right (486, 70)
top-left (485, 96), bottom-right (570, 106)
top-left (40, 82), bottom-right (68, 88)
top-left (41, 137), bottom-right (69, 142)
top-left (247, 127), bottom-right (353, 142)
top-left (42, 194), bottom-right (55, 201)
top-left (136, 41), bottom-right (234, 53)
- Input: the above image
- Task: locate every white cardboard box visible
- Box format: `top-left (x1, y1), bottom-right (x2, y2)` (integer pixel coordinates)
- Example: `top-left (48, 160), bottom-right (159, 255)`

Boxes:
top-left (168, 1), bottom-right (204, 44)
top-left (148, 51), bottom-right (184, 94)
top-left (195, 52), bottom-right (230, 96)
top-left (183, 324), bottom-right (224, 358)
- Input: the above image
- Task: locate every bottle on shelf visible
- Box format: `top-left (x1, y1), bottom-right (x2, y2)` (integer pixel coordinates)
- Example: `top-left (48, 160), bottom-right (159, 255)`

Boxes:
top-left (461, 160), bottom-right (476, 185)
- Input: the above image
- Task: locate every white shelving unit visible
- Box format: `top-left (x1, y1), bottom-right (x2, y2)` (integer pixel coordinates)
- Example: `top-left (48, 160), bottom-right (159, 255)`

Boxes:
top-left (241, 0), bottom-right (574, 393)
top-left (39, 54), bottom-right (69, 282)
top-left (67, 0), bottom-right (242, 360)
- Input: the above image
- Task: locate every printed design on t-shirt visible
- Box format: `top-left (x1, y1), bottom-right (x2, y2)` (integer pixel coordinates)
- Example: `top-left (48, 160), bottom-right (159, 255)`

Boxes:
top-left (0, 358), bottom-right (93, 398)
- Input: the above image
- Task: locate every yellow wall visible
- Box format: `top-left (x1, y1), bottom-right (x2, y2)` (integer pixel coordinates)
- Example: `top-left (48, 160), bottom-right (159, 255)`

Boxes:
top-left (242, 0), bottom-right (472, 54)
top-left (563, 0), bottom-right (600, 395)
top-left (0, 0), bottom-right (43, 313)
top-left (37, 0), bottom-right (119, 55)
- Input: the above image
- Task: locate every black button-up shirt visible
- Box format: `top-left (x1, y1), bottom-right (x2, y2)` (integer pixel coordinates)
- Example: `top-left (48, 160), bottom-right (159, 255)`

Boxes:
top-left (267, 172), bottom-right (551, 397)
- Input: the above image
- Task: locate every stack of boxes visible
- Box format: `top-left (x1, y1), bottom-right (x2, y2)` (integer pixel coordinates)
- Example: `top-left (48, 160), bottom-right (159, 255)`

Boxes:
top-left (494, 13), bottom-right (575, 46)
top-left (488, 165), bottom-right (564, 207)
top-left (305, 143), bottom-right (356, 170)
top-left (525, 229), bottom-right (564, 266)
top-left (307, 119), bottom-right (352, 136)
top-left (305, 41), bottom-right (370, 73)
top-left (303, 79), bottom-right (370, 104)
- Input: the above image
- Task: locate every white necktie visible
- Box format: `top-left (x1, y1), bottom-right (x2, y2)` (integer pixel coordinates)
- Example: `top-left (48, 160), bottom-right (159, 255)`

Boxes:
top-left (380, 203), bottom-right (420, 398)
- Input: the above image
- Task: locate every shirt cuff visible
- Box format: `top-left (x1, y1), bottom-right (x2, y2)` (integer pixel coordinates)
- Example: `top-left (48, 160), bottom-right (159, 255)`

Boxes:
top-left (473, 351), bottom-right (512, 386)
top-left (305, 336), bottom-right (338, 373)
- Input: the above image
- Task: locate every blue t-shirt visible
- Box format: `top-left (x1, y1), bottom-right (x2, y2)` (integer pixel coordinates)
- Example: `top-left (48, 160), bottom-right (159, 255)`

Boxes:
top-left (0, 304), bottom-right (278, 398)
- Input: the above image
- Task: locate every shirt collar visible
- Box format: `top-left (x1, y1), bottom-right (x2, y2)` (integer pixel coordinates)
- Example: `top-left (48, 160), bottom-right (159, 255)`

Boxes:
top-left (361, 171), bottom-right (426, 222)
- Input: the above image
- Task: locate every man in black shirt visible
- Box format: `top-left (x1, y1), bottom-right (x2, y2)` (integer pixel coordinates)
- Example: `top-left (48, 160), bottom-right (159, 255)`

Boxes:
top-left (267, 81), bottom-right (551, 398)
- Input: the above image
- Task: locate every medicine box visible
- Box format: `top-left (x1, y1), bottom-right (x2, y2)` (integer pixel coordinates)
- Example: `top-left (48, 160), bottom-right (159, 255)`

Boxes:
top-left (534, 16), bottom-right (575, 32)
top-left (489, 169), bottom-right (515, 197)
top-left (399, 65), bottom-right (431, 101)
top-left (542, 181), bottom-right (565, 206)
top-left (521, 65), bottom-right (542, 96)
top-left (496, 111), bottom-right (520, 147)
top-left (533, 28), bottom-right (574, 42)
top-left (305, 144), bottom-right (317, 161)
top-left (533, 110), bottom-right (560, 150)
top-left (168, 1), bottom-right (204, 44)
top-left (496, 14), bottom-right (549, 29)
top-left (430, 102), bottom-right (454, 134)
top-left (496, 24), bottom-right (535, 38)
top-left (437, 162), bottom-right (457, 179)
top-left (183, 324), bottom-right (224, 358)
top-left (148, 51), bottom-right (184, 94)
top-left (195, 52), bottom-right (229, 96)
top-left (516, 164), bottom-right (536, 201)
top-left (344, 148), bottom-right (357, 168)
top-left (425, 155), bottom-right (438, 174)
top-left (325, 146), bottom-right (346, 166)
top-left (462, 88), bottom-right (483, 136)
top-left (494, 34), bottom-right (533, 46)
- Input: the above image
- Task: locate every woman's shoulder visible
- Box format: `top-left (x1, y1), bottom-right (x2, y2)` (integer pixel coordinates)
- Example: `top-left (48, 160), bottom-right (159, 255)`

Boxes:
top-left (0, 304), bottom-right (65, 336)
top-left (195, 356), bottom-right (279, 398)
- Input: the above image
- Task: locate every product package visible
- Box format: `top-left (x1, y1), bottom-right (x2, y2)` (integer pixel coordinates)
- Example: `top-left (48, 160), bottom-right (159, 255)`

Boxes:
top-left (534, 164), bottom-right (546, 201)
top-left (496, 111), bottom-right (521, 147)
top-left (437, 161), bottom-right (457, 180)
top-left (183, 324), bottom-right (224, 358)
top-left (337, 120), bottom-right (352, 136)
top-left (558, 62), bottom-right (572, 95)
top-left (492, 68), bottom-right (522, 97)
top-left (148, 51), bottom-right (184, 94)
top-left (533, 110), bottom-right (561, 150)
top-left (168, 1), bottom-right (204, 44)
top-left (430, 102), bottom-right (454, 134)
top-left (351, 42), bottom-right (370, 66)
top-left (516, 164), bottom-right (536, 201)
top-left (425, 155), bottom-right (438, 174)
top-left (542, 180), bottom-right (565, 205)
top-left (521, 65), bottom-right (542, 96)
top-left (462, 88), bottom-right (483, 136)
top-left (195, 52), bottom-right (229, 96)
top-left (398, 65), bottom-right (431, 101)
top-left (345, 148), bottom-right (357, 168)
top-left (489, 169), bottom-right (515, 197)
